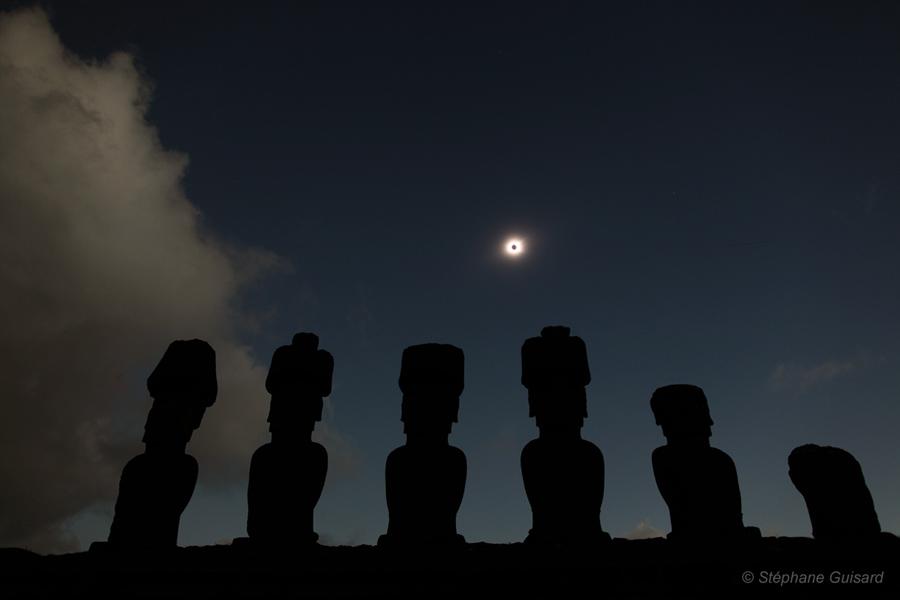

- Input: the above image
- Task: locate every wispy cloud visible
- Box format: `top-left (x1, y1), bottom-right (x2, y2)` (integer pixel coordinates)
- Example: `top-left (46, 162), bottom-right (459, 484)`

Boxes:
top-left (769, 353), bottom-right (886, 393)
top-left (621, 519), bottom-right (666, 540)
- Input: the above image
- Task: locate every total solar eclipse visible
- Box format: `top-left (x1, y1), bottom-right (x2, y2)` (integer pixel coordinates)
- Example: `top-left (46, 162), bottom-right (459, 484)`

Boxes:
top-left (505, 238), bottom-right (524, 257)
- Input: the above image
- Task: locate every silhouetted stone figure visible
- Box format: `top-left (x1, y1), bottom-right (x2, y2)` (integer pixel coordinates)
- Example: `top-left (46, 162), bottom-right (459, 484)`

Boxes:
top-left (107, 339), bottom-right (217, 550)
top-left (379, 343), bottom-right (466, 546)
top-left (789, 444), bottom-right (882, 542)
top-left (650, 384), bottom-right (758, 544)
top-left (520, 326), bottom-right (608, 546)
top-left (247, 333), bottom-right (333, 547)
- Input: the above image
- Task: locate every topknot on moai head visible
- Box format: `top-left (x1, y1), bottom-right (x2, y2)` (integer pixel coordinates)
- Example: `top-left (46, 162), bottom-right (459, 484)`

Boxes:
top-left (143, 339), bottom-right (218, 445)
top-left (788, 444), bottom-right (881, 539)
top-left (265, 333), bottom-right (334, 431)
top-left (147, 339), bottom-right (218, 406)
top-left (650, 384), bottom-right (713, 440)
top-left (399, 343), bottom-right (464, 432)
top-left (521, 326), bottom-right (590, 425)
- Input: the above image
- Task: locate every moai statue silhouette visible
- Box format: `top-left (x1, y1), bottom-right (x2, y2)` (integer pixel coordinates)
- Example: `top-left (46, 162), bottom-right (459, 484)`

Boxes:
top-left (520, 326), bottom-right (608, 546)
top-left (247, 333), bottom-right (333, 547)
top-left (107, 339), bottom-right (217, 550)
top-left (650, 384), bottom-right (758, 544)
top-left (789, 444), bottom-right (882, 542)
top-left (379, 343), bottom-right (467, 546)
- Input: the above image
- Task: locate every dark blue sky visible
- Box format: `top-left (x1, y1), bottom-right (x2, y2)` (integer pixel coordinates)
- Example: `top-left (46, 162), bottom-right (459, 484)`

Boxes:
top-left (25, 1), bottom-right (900, 545)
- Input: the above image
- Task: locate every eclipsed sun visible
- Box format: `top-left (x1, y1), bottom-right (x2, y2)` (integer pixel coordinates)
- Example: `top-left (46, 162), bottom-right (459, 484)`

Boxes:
top-left (504, 238), bottom-right (524, 257)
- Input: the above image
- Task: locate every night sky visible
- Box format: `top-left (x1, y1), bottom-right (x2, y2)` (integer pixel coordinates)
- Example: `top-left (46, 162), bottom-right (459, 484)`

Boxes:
top-left (1, 1), bottom-right (899, 552)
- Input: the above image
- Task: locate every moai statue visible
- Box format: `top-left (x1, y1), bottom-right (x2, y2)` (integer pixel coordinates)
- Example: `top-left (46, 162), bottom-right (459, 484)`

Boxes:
top-left (788, 444), bottom-right (881, 542)
top-left (650, 384), bottom-right (758, 544)
top-left (520, 326), bottom-right (608, 546)
top-left (247, 333), bottom-right (333, 547)
top-left (379, 343), bottom-right (467, 546)
top-left (107, 339), bottom-right (217, 550)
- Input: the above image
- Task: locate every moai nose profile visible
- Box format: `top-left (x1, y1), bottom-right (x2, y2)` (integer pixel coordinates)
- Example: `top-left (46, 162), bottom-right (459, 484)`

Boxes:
top-left (788, 444), bottom-right (882, 542)
top-left (379, 343), bottom-right (467, 547)
top-left (107, 339), bottom-right (217, 550)
top-left (520, 326), bottom-right (608, 546)
top-left (650, 384), bottom-right (758, 545)
top-left (246, 332), bottom-right (334, 547)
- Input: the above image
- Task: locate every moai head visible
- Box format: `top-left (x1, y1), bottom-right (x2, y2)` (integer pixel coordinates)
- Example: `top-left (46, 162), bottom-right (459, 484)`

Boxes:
top-left (521, 326), bottom-right (590, 432)
top-left (399, 343), bottom-right (464, 438)
top-left (650, 384), bottom-right (713, 445)
top-left (788, 444), bottom-right (881, 540)
top-left (143, 339), bottom-right (217, 451)
top-left (265, 332), bottom-right (334, 434)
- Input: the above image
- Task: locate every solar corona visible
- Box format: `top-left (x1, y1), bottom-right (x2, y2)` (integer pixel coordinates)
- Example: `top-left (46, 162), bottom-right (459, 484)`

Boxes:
top-left (504, 238), bottom-right (524, 257)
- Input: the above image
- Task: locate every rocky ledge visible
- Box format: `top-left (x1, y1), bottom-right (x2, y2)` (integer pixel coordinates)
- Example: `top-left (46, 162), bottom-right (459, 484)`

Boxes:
top-left (2, 536), bottom-right (898, 598)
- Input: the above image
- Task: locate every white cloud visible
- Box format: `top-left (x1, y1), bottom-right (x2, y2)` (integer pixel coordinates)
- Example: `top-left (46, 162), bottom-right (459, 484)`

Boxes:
top-left (0, 7), bottom-right (351, 553)
top-left (769, 354), bottom-right (884, 392)
top-left (621, 519), bottom-right (666, 540)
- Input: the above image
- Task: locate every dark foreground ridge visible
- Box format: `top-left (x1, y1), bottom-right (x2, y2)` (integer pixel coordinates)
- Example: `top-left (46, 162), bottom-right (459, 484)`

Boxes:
top-left (2, 537), bottom-right (899, 599)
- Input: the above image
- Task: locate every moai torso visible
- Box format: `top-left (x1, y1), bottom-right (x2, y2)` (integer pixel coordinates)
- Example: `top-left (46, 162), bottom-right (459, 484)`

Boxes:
top-left (520, 326), bottom-right (607, 546)
top-left (651, 444), bottom-right (743, 539)
top-left (248, 440), bottom-right (328, 545)
top-left (108, 339), bottom-right (217, 550)
top-left (521, 436), bottom-right (605, 544)
top-left (789, 444), bottom-right (881, 541)
top-left (385, 441), bottom-right (466, 542)
top-left (380, 343), bottom-right (467, 546)
top-left (650, 384), bottom-right (753, 544)
top-left (247, 333), bottom-right (333, 547)
top-left (109, 452), bottom-right (198, 548)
